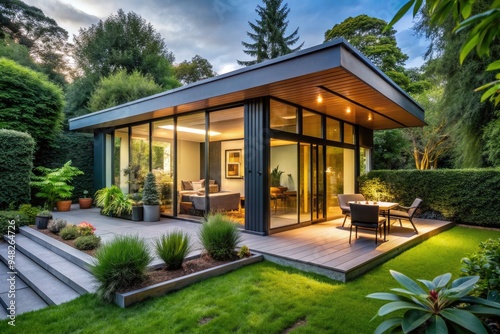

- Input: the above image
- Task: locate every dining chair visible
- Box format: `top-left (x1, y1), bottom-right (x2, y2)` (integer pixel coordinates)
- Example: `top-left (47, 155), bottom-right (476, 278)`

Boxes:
top-left (349, 203), bottom-right (386, 245)
top-left (338, 194), bottom-right (366, 226)
top-left (389, 198), bottom-right (422, 234)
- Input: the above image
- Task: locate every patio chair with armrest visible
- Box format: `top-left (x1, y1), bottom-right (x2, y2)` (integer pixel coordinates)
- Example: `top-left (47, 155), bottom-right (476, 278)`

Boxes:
top-left (388, 198), bottom-right (422, 234)
top-left (337, 193), bottom-right (366, 226)
top-left (349, 203), bottom-right (386, 245)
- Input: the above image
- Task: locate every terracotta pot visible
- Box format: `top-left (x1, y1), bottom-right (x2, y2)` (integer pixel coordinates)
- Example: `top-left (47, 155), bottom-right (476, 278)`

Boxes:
top-left (56, 200), bottom-right (72, 212)
top-left (79, 198), bottom-right (93, 209)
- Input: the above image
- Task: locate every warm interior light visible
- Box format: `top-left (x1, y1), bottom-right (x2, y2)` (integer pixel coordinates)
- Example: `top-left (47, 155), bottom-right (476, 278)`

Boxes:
top-left (158, 125), bottom-right (221, 136)
top-left (281, 115), bottom-right (297, 120)
top-left (368, 113), bottom-right (373, 121)
top-left (346, 106), bottom-right (351, 114)
top-left (317, 95), bottom-right (323, 103)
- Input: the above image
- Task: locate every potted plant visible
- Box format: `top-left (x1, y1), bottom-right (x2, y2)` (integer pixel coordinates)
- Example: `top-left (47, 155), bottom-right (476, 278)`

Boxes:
top-left (270, 165), bottom-right (287, 192)
top-left (95, 186), bottom-right (132, 218)
top-left (143, 172), bottom-right (160, 222)
top-left (128, 192), bottom-right (144, 221)
top-left (30, 160), bottom-right (84, 211)
top-left (35, 210), bottom-right (53, 229)
top-left (79, 190), bottom-right (93, 209)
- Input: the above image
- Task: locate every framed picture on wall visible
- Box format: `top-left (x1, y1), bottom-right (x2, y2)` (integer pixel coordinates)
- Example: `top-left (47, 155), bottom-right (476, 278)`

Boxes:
top-left (225, 149), bottom-right (242, 178)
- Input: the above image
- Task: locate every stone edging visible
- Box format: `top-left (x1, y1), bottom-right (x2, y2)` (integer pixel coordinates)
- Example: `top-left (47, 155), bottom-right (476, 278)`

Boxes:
top-left (115, 254), bottom-right (264, 308)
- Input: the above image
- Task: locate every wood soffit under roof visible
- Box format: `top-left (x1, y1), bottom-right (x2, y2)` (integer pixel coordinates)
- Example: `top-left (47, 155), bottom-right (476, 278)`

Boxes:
top-left (69, 39), bottom-right (425, 131)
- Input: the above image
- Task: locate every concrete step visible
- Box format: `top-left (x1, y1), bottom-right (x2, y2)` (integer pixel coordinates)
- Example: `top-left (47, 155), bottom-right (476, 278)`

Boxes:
top-left (0, 261), bottom-right (48, 318)
top-left (19, 226), bottom-right (94, 272)
top-left (0, 242), bottom-right (80, 306)
top-left (6, 234), bottom-right (97, 295)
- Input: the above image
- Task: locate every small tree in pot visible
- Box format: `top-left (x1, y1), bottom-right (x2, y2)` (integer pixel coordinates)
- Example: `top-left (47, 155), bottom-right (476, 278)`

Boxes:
top-left (143, 172), bottom-right (160, 222)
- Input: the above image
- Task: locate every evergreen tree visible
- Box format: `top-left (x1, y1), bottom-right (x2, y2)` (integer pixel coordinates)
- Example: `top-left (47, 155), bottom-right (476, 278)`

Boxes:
top-left (238, 0), bottom-right (303, 66)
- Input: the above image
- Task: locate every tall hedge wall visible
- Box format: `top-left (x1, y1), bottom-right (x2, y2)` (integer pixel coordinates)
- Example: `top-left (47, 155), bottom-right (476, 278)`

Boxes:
top-left (0, 129), bottom-right (35, 209)
top-left (359, 169), bottom-right (500, 226)
top-left (36, 131), bottom-right (94, 202)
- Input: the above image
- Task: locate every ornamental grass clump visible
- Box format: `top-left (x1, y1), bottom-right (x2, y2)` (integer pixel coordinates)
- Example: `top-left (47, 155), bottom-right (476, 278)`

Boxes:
top-left (154, 230), bottom-right (192, 270)
top-left (91, 235), bottom-right (153, 302)
top-left (199, 213), bottom-right (241, 261)
top-left (367, 270), bottom-right (500, 334)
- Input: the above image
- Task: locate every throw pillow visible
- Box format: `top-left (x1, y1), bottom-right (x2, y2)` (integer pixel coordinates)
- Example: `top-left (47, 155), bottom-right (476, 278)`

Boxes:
top-left (192, 181), bottom-right (204, 191)
top-left (182, 180), bottom-right (193, 190)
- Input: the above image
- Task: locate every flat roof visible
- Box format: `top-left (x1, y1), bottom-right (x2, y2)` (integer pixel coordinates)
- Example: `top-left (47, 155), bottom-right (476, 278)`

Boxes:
top-left (69, 38), bottom-right (425, 131)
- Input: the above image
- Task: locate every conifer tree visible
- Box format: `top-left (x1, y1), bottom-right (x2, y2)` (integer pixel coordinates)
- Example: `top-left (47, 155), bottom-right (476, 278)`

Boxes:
top-left (238, 0), bottom-right (303, 66)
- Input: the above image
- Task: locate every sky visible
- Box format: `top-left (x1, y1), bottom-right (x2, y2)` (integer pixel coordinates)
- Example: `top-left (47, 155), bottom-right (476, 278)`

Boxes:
top-left (24, 0), bottom-right (429, 75)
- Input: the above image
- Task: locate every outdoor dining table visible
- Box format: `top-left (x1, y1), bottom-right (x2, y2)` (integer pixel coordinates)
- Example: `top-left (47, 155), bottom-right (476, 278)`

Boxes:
top-left (348, 201), bottom-right (399, 241)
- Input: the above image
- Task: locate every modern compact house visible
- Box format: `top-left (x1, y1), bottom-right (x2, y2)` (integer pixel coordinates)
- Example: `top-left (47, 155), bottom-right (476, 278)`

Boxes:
top-left (69, 38), bottom-right (425, 236)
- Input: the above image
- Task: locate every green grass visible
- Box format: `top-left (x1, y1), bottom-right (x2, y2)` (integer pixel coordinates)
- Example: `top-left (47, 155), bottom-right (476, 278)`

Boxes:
top-left (3, 226), bottom-right (500, 333)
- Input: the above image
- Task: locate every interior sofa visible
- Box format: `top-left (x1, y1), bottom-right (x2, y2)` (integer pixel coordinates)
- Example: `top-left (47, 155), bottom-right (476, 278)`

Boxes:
top-left (182, 191), bottom-right (241, 212)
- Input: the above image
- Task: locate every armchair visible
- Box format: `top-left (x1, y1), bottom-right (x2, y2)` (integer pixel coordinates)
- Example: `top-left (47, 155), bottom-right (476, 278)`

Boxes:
top-left (389, 198), bottom-right (422, 234)
top-left (337, 194), bottom-right (366, 226)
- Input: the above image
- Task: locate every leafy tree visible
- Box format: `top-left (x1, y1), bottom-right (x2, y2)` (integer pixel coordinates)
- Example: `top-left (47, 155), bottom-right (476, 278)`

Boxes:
top-left (0, 0), bottom-right (70, 86)
top-left (174, 55), bottom-right (217, 85)
top-left (482, 111), bottom-right (500, 166)
top-left (0, 37), bottom-right (39, 71)
top-left (88, 70), bottom-right (164, 112)
top-left (0, 58), bottom-right (63, 158)
top-left (404, 85), bottom-right (452, 169)
top-left (407, 0), bottom-right (499, 167)
top-left (69, 9), bottom-right (180, 117)
top-left (373, 129), bottom-right (412, 170)
top-left (238, 0), bottom-right (303, 66)
top-left (324, 14), bottom-right (430, 94)
top-left (386, 0), bottom-right (500, 105)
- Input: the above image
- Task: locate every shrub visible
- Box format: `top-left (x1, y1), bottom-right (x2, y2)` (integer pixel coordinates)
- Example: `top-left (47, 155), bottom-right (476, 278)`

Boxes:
top-left (59, 224), bottom-right (79, 240)
top-left (74, 235), bottom-right (101, 250)
top-left (368, 270), bottom-right (500, 333)
top-left (198, 213), bottom-right (241, 260)
top-left (0, 211), bottom-right (30, 234)
top-left (461, 238), bottom-right (500, 298)
top-left (143, 172), bottom-right (160, 205)
top-left (91, 235), bottom-right (153, 302)
top-left (94, 186), bottom-right (131, 216)
top-left (77, 222), bottom-right (96, 236)
top-left (35, 132), bottom-right (94, 203)
top-left (47, 218), bottom-right (68, 234)
top-left (18, 204), bottom-right (41, 224)
top-left (238, 245), bottom-right (251, 259)
top-left (0, 129), bottom-right (35, 209)
top-left (359, 169), bottom-right (500, 226)
top-left (154, 231), bottom-right (191, 270)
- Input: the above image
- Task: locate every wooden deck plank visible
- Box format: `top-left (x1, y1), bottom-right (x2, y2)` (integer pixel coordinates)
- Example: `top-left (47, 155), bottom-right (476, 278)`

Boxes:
top-left (241, 218), bottom-right (454, 282)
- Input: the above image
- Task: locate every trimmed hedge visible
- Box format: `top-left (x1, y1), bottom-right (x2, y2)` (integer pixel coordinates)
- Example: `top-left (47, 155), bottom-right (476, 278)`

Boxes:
top-left (359, 169), bottom-right (500, 226)
top-left (0, 129), bottom-right (35, 209)
top-left (35, 131), bottom-right (94, 202)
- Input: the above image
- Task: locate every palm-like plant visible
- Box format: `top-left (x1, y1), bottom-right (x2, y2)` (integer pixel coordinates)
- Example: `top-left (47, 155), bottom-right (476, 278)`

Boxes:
top-left (94, 185), bottom-right (131, 216)
top-left (367, 270), bottom-right (500, 334)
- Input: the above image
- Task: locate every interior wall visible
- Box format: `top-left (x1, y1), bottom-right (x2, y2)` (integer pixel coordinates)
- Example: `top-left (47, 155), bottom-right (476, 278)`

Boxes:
top-left (270, 144), bottom-right (297, 191)
top-left (220, 139), bottom-right (244, 194)
top-left (343, 149), bottom-right (355, 193)
top-left (178, 140), bottom-right (201, 186)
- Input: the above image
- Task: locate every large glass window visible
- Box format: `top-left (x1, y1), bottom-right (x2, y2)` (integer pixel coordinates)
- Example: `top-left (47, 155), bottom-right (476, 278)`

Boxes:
top-left (114, 128), bottom-right (129, 193)
top-left (326, 146), bottom-right (343, 218)
top-left (128, 124), bottom-right (150, 193)
top-left (344, 123), bottom-right (355, 144)
top-left (270, 99), bottom-right (298, 133)
top-left (270, 139), bottom-right (298, 229)
top-left (303, 110), bottom-right (322, 138)
top-left (326, 118), bottom-right (341, 142)
top-left (153, 119), bottom-right (174, 215)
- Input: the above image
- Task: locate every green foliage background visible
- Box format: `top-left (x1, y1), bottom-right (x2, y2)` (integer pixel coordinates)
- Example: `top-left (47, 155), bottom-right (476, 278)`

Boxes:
top-left (36, 132), bottom-right (94, 203)
top-left (0, 58), bottom-right (64, 160)
top-left (359, 169), bottom-right (500, 226)
top-left (0, 129), bottom-right (35, 209)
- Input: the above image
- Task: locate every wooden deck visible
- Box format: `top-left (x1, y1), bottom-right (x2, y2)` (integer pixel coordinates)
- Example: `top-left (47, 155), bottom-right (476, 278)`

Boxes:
top-left (240, 218), bottom-right (454, 282)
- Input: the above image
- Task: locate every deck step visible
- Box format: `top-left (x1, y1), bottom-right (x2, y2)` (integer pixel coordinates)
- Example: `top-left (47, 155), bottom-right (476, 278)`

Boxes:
top-left (5, 233), bottom-right (97, 295)
top-left (0, 242), bottom-right (81, 306)
top-left (0, 261), bottom-right (48, 318)
top-left (19, 226), bottom-right (94, 272)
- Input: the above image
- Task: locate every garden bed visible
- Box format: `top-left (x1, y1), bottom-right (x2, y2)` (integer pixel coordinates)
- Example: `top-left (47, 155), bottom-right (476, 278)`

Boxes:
top-left (114, 253), bottom-right (263, 308)
top-left (29, 225), bottom-right (97, 256)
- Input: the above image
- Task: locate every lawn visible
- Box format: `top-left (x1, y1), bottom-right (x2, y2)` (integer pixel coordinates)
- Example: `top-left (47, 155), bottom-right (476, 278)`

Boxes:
top-left (2, 226), bottom-right (499, 333)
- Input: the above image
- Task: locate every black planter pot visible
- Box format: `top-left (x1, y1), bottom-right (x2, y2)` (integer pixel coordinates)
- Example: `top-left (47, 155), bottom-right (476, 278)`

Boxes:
top-left (132, 206), bottom-right (144, 221)
top-left (35, 215), bottom-right (52, 229)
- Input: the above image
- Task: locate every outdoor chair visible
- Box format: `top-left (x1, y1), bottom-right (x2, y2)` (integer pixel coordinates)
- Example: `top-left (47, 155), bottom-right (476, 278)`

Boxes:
top-left (270, 187), bottom-right (285, 213)
top-left (388, 198), bottom-right (422, 234)
top-left (349, 203), bottom-right (386, 245)
top-left (338, 194), bottom-right (366, 226)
